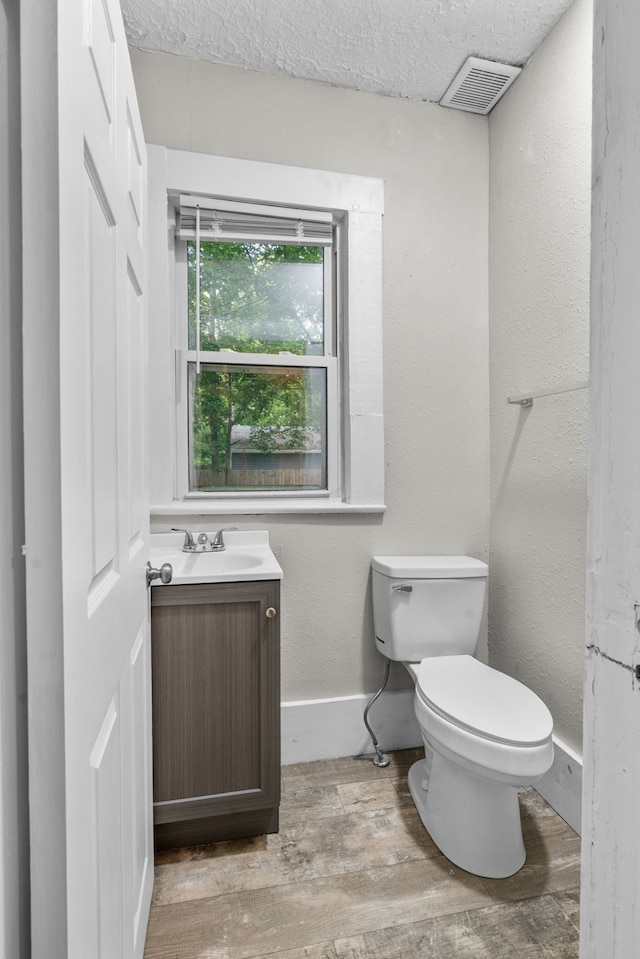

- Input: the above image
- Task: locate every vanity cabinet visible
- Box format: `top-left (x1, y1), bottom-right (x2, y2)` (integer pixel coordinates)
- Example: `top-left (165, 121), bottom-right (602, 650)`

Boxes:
top-left (150, 579), bottom-right (280, 850)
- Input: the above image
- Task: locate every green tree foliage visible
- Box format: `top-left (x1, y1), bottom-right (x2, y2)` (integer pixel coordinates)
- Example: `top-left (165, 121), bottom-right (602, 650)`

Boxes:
top-left (188, 240), bottom-right (326, 488)
top-left (188, 239), bottom-right (324, 354)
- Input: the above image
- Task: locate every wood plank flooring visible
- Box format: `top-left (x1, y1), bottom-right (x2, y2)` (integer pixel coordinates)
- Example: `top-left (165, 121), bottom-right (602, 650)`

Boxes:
top-left (144, 749), bottom-right (581, 959)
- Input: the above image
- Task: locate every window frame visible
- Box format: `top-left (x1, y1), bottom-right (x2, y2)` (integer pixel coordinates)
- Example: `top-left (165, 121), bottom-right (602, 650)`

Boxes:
top-left (147, 145), bottom-right (385, 515)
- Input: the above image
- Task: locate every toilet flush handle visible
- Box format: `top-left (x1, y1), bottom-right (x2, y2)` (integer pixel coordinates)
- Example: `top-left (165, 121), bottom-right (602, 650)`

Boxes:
top-left (392, 584), bottom-right (413, 593)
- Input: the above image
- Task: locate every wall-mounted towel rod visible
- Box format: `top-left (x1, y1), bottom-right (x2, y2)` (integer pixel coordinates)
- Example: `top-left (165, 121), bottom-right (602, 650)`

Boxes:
top-left (507, 379), bottom-right (589, 408)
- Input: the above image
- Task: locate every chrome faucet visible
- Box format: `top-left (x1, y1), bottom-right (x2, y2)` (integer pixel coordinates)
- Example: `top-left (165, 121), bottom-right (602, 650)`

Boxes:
top-left (171, 527), bottom-right (237, 552)
top-left (172, 528), bottom-right (197, 551)
top-left (210, 527), bottom-right (237, 551)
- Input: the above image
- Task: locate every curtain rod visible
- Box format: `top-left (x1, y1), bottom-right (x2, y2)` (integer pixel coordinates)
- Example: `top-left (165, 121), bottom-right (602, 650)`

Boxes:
top-left (507, 379), bottom-right (589, 407)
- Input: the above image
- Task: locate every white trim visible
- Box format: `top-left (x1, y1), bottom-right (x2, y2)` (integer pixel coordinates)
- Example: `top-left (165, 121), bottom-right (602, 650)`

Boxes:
top-left (151, 500), bottom-right (386, 516)
top-left (533, 735), bottom-right (583, 835)
top-left (177, 350), bottom-right (333, 368)
top-left (147, 145), bottom-right (385, 515)
top-left (281, 696), bottom-right (583, 838)
top-left (165, 149), bottom-right (384, 215)
top-left (281, 691), bottom-right (421, 765)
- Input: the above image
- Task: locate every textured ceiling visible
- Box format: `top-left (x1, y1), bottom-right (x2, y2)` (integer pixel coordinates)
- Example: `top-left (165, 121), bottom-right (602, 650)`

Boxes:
top-left (122, 0), bottom-right (574, 103)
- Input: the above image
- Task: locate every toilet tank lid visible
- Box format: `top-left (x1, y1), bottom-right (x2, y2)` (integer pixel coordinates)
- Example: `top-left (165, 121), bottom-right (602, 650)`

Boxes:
top-left (371, 556), bottom-right (488, 579)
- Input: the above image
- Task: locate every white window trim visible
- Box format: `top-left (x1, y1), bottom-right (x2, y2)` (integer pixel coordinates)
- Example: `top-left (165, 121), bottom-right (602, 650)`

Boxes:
top-left (147, 145), bottom-right (385, 515)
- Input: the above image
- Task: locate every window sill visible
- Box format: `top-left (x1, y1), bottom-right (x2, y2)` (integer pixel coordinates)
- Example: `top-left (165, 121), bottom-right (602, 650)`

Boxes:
top-left (150, 498), bottom-right (386, 517)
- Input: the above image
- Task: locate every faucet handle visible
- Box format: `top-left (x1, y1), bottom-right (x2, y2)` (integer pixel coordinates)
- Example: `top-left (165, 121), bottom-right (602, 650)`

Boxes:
top-left (171, 527), bottom-right (196, 551)
top-left (211, 526), bottom-right (238, 549)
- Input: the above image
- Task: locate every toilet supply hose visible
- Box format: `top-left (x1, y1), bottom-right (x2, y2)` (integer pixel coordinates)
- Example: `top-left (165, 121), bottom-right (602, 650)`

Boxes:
top-left (355, 657), bottom-right (391, 767)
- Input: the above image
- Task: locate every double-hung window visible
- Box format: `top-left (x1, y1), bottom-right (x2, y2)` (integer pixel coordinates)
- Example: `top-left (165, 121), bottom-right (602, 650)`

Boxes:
top-left (174, 197), bottom-right (340, 497)
top-left (147, 147), bottom-right (384, 514)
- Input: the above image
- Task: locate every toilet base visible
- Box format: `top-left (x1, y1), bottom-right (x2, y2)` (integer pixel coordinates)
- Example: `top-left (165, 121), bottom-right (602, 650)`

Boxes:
top-left (408, 755), bottom-right (526, 879)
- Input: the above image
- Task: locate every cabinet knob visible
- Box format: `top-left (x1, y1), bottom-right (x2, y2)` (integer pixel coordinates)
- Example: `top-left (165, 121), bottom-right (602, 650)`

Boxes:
top-left (266, 607), bottom-right (277, 619)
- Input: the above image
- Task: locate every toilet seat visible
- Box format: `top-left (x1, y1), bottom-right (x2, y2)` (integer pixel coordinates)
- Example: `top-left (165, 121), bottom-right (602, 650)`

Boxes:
top-left (416, 655), bottom-right (553, 747)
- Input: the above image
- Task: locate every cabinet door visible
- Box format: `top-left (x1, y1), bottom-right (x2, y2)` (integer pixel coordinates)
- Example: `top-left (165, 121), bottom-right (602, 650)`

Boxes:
top-left (150, 580), bottom-right (280, 846)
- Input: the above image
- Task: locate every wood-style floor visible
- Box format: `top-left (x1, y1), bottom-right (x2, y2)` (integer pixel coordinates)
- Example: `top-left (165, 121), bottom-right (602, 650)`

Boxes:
top-left (144, 748), bottom-right (581, 959)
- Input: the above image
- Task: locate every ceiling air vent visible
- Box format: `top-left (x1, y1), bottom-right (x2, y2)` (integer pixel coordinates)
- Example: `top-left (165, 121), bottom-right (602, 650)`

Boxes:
top-left (440, 57), bottom-right (522, 115)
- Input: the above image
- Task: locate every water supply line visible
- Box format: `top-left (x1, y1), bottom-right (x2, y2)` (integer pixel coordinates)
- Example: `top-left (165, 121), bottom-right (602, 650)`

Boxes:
top-left (355, 657), bottom-right (391, 767)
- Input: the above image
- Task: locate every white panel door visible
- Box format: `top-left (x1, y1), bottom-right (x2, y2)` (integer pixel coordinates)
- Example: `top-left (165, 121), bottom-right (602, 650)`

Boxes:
top-left (51, 1), bottom-right (151, 955)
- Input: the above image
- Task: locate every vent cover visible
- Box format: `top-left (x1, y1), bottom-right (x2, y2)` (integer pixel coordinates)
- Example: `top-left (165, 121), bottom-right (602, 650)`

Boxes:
top-left (440, 57), bottom-right (522, 115)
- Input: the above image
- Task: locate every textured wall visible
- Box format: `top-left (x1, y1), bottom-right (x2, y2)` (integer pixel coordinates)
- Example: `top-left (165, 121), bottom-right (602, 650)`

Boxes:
top-left (131, 50), bottom-right (490, 701)
top-left (488, 0), bottom-right (592, 755)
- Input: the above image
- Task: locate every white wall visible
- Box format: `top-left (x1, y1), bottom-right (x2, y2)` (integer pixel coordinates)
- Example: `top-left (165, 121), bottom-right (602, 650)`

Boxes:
top-left (131, 51), bottom-right (491, 706)
top-left (488, 0), bottom-right (592, 758)
top-left (0, 0), bottom-right (30, 955)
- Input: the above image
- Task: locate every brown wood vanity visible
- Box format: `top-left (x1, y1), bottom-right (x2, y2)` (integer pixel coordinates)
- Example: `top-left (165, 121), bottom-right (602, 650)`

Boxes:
top-left (150, 580), bottom-right (280, 850)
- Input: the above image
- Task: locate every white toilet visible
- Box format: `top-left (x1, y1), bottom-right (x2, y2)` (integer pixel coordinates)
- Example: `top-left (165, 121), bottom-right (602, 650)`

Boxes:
top-left (371, 555), bottom-right (554, 879)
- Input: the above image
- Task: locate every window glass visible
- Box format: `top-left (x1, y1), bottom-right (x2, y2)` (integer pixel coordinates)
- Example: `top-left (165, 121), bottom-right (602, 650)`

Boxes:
top-left (188, 241), bottom-right (325, 355)
top-left (188, 362), bottom-right (327, 492)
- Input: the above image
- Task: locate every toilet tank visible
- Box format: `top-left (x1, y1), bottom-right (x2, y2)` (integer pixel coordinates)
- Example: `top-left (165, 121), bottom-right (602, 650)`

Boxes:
top-left (371, 556), bottom-right (488, 662)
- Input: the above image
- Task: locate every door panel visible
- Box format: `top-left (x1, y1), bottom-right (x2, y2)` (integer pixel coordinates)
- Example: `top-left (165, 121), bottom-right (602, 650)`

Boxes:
top-left (89, 699), bottom-right (124, 959)
top-left (126, 264), bottom-right (145, 545)
top-left (125, 627), bottom-right (154, 949)
top-left (87, 0), bottom-right (116, 130)
top-left (86, 162), bottom-right (118, 582)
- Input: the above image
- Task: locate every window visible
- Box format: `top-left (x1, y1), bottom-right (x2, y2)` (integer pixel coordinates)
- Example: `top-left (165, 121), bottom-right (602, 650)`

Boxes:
top-left (147, 147), bottom-right (384, 514)
top-left (175, 198), bottom-right (339, 495)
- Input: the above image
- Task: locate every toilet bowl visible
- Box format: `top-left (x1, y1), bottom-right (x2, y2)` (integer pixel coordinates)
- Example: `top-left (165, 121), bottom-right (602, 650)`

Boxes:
top-left (371, 555), bottom-right (555, 879)
top-left (408, 655), bottom-right (553, 878)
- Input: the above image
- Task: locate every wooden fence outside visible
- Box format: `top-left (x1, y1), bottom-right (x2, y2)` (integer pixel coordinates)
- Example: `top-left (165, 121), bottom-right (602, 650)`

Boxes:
top-left (194, 468), bottom-right (323, 489)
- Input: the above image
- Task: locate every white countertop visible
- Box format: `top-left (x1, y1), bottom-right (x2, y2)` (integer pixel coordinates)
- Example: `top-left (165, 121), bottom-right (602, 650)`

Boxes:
top-left (149, 530), bottom-right (283, 586)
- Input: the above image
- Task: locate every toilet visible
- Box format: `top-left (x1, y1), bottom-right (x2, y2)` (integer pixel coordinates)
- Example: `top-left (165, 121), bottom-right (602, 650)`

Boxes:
top-left (371, 555), bottom-right (554, 879)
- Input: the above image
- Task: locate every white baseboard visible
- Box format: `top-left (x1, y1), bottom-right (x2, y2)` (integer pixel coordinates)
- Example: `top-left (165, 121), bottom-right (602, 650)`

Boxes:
top-left (533, 735), bottom-right (583, 835)
top-left (281, 696), bottom-right (583, 836)
top-left (281, 690), bottom-right (421, 766)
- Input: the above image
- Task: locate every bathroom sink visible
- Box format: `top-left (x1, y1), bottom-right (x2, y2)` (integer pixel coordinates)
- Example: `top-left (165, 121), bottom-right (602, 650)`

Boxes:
top-left (149, 530), bottom-right (283, 585)
top-left (155, 548), bottom-right (263, 577)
